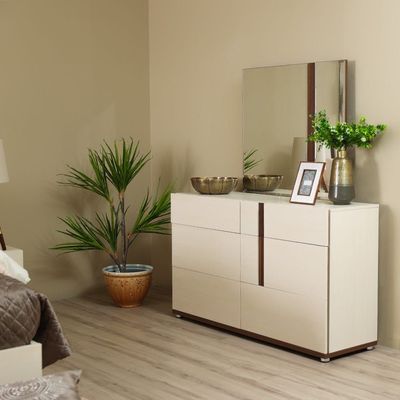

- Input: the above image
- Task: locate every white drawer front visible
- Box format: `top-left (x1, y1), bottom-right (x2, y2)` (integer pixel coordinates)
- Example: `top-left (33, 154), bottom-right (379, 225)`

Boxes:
top-left (264, 239), bottom-right (328, 298)
top-left (172, 224), bottom-right (240, 280)
top-left (241, 201), bottom-right (259, 236)
top-left (240, 200), bottom-right (329, 246)
top-left (173, 267), bottom-right (240, 328)
top-left (264, 203), bottom-right (328, 246)
top-left (171, 193), bottom-right (240, 233)
top-left (241, 283), bottom-right (327, 353)
top-left (241, 236), bottom-right (328, 299)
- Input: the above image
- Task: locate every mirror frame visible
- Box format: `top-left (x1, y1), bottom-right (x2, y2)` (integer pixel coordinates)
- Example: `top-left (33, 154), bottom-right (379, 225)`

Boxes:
top-left (306, 60), bottom-right (348, 161)
top-left (242, 59), bottom-right (348, 172)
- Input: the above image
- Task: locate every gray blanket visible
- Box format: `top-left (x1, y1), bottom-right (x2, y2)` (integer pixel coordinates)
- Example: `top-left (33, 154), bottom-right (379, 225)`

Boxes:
top-left (0, 275), bottom-right (71, 367)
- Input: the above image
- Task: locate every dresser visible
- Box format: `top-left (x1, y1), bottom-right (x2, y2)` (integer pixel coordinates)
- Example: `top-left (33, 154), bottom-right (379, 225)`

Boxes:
top-left (171, 192), bottom-right (379, 361)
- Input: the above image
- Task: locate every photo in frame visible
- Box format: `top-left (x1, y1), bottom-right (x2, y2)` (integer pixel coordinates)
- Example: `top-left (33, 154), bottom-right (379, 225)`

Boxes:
top-left (290, 162), bottom-right (325, 205)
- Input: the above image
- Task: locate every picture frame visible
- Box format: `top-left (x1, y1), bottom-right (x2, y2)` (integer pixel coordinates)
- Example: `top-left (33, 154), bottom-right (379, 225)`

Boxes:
top-left (290, 162), bottom-right (325, 205)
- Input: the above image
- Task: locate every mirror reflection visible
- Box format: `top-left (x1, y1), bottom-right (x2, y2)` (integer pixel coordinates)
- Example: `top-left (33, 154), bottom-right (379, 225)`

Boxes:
top-left (243, 60), bottom-right (347, 190)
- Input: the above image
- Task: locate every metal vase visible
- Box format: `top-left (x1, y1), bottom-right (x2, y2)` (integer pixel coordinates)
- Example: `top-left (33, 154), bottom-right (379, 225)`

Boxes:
top-left (329, 149), bottom-right (355, 205)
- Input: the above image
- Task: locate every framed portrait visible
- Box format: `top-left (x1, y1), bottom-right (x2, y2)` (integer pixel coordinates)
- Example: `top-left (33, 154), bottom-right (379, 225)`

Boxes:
top-left (290, 162), bottom-right (325, 205)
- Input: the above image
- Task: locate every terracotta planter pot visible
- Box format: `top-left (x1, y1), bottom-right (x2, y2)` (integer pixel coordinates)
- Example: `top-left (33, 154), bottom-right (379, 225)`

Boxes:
top-left (103, 264), bottom-right (153, 308)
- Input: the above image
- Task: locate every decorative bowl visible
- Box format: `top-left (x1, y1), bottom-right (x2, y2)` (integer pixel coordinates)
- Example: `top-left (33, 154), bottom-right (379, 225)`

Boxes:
top-left (191, 176), bottom-right (238, 195)
top-left (243, 174), bottom-right (283, 192)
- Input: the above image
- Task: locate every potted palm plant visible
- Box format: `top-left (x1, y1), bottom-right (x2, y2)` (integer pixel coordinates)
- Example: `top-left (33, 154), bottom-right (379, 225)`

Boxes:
top-left (308, 111), bottom-right (386, 205)
top-left (53, 138), bottom-right (171, 308)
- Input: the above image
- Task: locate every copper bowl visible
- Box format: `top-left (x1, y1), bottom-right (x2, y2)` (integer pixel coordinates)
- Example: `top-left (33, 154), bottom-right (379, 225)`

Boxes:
top-left (191, 176), bottom-right (238, 195)
top-left (243, 174), bottom-right (283, 192)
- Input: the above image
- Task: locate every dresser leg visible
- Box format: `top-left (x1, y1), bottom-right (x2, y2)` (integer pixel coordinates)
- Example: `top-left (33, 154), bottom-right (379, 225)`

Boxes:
top-left (175, 313), bottom-right (182, 319)
top-left (366, 346), bottom-right (375, 351)
top-left (320, 357), bottom-right (331, 363)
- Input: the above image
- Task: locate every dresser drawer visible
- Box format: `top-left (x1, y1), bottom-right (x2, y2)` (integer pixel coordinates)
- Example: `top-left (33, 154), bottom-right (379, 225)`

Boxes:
top-left (241, 236), bottom-right (328, 298)
top-left (172, 224), bottom-right (240, 280)
top-left (264, 238), bottom-right (328, 298)
top-left (241, 200), bottom-right (329, 246)
top-left (241, 283), bottom-right (327, 353)
top-left (173, 268), bottom-right (240, 328)
top-left (172, 193), bottom-right (240, 232)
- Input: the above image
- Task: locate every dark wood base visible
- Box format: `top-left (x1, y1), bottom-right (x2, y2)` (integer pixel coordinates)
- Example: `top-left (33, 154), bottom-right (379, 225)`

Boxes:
top-left (173, 309), bottom-right (377, 362)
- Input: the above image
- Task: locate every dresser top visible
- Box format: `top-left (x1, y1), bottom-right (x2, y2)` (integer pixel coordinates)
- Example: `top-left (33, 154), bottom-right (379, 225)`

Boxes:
top-left (172, 192), bottom-right (378, 211)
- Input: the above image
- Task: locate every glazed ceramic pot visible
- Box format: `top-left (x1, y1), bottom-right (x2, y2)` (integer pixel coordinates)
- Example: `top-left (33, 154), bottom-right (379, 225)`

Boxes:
top-left (103, 264), bottom-right (153, 308)
top-left (329, 149), bottom-right (355, 205)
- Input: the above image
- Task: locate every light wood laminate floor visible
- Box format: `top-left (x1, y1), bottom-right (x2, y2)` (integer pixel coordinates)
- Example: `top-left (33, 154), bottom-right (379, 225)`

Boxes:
top-left (47, 288), bottom-right (400, 400)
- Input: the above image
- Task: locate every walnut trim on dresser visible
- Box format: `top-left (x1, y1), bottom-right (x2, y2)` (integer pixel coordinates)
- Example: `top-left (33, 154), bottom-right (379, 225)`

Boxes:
top-left (307, 62), bottom-right (316, 162)
top-left (258, 203), bottom-right (264, 287)
top-left (173, 310), bottom-right (377, 361)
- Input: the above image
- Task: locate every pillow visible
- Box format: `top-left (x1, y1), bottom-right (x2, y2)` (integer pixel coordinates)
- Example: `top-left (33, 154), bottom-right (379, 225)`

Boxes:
top-left (0, 370), bottom-right (81, 399)
top-left (0, 251), bottom-right (30, 284)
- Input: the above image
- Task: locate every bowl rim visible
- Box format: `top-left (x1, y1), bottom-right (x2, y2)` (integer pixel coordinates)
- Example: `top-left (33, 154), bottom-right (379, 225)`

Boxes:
top-left (191, 176), bottom-right (238, 181)
top-left (243, 174), bottom-right (283, 179)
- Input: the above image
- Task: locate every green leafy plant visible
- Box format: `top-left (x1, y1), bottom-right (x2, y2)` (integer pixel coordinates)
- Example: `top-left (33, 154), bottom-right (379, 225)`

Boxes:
top-left (243, 149), bottom-right (262, 173)
top-left (53, 138), bottom-right (172, 272)
top-left (308, 110), bottom-right (386, 150)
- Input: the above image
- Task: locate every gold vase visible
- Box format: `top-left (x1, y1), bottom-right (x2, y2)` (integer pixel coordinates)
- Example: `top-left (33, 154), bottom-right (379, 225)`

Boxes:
top-left (329, 149), bottom-right (355, 205)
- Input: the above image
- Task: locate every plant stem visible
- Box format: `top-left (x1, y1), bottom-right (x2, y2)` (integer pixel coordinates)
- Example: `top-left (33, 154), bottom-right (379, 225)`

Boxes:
top-left (106, 250), bottom-right (121, 272)
top-left (120, 192), bottom-right (128, 271)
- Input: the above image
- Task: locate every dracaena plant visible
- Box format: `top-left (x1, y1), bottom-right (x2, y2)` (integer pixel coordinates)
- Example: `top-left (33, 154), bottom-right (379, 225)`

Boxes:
top-left (53, 138), bottom-right (172, 273)
top-left (243, 148), bottom-right (262, 173)
top-left (308, 110), bottom-right (386, 150)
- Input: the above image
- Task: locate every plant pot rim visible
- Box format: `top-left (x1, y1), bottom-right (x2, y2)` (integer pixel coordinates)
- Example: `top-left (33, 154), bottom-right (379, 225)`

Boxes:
top-left (103, 264), bottom-right (153, 278)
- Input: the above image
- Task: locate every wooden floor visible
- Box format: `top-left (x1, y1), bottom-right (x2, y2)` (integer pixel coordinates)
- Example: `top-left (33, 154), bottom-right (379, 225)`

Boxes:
top-left (46, 288), bottom-right (400, 400)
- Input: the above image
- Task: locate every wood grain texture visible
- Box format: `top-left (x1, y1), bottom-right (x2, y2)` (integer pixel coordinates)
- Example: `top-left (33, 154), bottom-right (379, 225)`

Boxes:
top-left (46, 289), bottom-right (400, 400)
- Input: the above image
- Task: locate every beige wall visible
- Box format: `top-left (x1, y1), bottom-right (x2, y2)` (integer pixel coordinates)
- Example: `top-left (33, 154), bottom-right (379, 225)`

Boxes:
top-left (149, 0), bottom-right (400, 347)
top-left (0, 0), bottom-right (150, 300)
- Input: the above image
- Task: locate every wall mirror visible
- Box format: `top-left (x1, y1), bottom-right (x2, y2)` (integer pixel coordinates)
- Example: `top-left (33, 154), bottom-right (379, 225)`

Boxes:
top-left (242, 60), bottom-right (347, 190)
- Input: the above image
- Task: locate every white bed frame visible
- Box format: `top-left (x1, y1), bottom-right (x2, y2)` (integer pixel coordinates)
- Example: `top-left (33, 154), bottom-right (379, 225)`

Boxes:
top-left (0, 248), bottom-right (43, 385)
top-left (0, 342), bottom-right (42, 385)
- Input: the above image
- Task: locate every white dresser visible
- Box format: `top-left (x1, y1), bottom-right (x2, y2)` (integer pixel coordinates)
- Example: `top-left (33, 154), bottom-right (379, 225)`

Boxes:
top-left (171, 192), bottom-right (379, 361)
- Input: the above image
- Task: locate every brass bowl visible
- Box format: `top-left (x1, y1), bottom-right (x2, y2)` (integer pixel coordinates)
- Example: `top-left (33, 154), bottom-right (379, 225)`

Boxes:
top-left (243, 174), bottom-right (283, 192)
top-left (191, 176), bottom-right (238, 195)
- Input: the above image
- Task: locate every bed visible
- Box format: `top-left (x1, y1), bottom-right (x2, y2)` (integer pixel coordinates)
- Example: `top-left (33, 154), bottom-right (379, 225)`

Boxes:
top-left (0, 274), bottom-right (71, 382)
